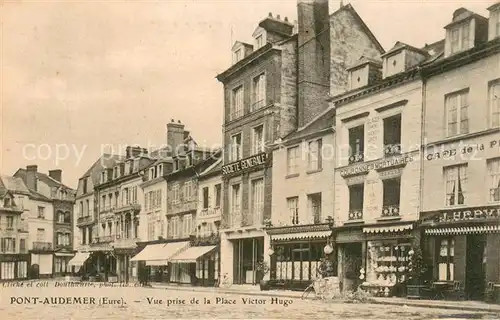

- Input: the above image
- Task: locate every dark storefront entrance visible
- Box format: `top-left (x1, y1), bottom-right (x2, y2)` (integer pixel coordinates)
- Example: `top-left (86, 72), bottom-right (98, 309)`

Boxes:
top-left (465, 235), bottom-right (487, 300)
top-left (233, 237), bottom-right (264, 285)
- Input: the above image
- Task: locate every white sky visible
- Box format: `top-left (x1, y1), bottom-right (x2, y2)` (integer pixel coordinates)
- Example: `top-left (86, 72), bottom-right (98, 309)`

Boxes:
top-left (1, 0), bottom-right (495, 188)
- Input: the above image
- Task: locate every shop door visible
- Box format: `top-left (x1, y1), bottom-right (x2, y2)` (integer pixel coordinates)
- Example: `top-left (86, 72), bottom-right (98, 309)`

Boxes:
top-left (465, 235), bottom-right (486, 300)
top-left (343, 243), bottom-right (363, 292)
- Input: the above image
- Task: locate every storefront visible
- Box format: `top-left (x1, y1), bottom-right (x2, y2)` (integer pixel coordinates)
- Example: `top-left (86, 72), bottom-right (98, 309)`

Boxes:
top-left (267, 226), bottom-right (331, 290)
top-left (170, 245), bottom-right (218, 286)
top-left (53, 251), bottom-right (75, 276)
top-left (421, 205), bottom-right (500, 301)
top-left (230, 237), bottom-right (264, 285)
top-left (67, 251), bottom-right (90, 274)
top-left (0, 254), bottom-right (30, 281)
top-left (336, 221), bottom-right (417, 296)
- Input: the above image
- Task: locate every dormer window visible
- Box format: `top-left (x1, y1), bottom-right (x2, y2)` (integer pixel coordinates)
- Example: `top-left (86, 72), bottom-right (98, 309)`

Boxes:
top-left (101, 171), bottom-right (107, 183)
top-left (233, 49), bottom-right (242, 64)
top-left (157, 164), bottom-right (163, 176)
top-left (4, 198), bottom-right (11, 207)
top-left (174, 159), bottom-right (179, 172)
top-left (488, 5), bottom-right (500, 41)
top-left (133, 159), bottom-right (139, 172)
top-left (449, 22), bottom-right (471, 54)
top-left (443, 8), bottom-right (488, 58)
top-left (255, 34), bottom-right (264, 49)
top-left (113, 166), bottom-right (120, 179)
top-left (383, 52), bottom-right (404, 78)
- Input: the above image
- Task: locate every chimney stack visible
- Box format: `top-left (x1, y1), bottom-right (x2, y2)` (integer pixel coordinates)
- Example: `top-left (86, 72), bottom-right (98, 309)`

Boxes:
top-left (26, 165), bottom-right (38, 191)
top-left (49, 169), bottom-right (62, 182)
top-left (297, 0), bottom-right (331, 127)
top-left (126, 146), bottom-right (148, 159)
top-left (166, 119), bottom-right (186, 157)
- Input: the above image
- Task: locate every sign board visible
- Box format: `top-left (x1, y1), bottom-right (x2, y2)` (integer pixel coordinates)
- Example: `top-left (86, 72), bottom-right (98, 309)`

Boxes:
top-left (222, 152), bottom-right (269, 176)
top-left (422, 206), bottom-right (500, 223)
top-left (339, 154), bottom-right (414, 177)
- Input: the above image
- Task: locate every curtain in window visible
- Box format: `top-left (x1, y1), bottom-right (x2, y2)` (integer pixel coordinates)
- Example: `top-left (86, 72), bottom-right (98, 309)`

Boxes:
top-left (251, 179), bottom-right (264, 224)
top-left (488, 159), bottom-right (500, 202)
top-left (446, 95), bottom-right (458, 136)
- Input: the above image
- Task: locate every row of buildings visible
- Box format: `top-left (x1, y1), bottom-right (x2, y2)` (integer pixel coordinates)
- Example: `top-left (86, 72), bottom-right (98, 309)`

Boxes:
top-left (3, 0), bottom-right (499, 301)
top-left (0, 168), bottom-right (75, 280)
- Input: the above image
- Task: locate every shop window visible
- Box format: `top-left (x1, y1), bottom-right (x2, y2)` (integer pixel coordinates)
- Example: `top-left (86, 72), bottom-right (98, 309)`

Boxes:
top-left (348, 125), bottom-right (364, 164)
top-left (348, 184), bottom-right (364, 220)
top-left (444, 164), bottom-right (467, 206)
top-left (365, 241), bottom-right (412, 289)
top-left (382, 178), bottom-right (400, 217)
top-left (383, 114), bottom-right (402, 157)
top-left (273, 243), bottom-right (323, 281)
top-left (0, 262), bottom-right (15, 280)
top-left (487, 158), bottom-right (500, 202)
top-left (308, 193), bottom-right (322, 224)
top-left (437, 238), bottom-right (454, 281)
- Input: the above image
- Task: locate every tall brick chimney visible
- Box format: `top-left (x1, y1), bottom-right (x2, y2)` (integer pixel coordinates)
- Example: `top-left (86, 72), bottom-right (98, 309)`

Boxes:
top-left (48, 169), bottom-right (62, 182)
top-left (167, 119), bottom-right (186, 157)
top-left (297, 0), bottom-right (331, 127)
top-left (26, 165), bottom-right (38, 191)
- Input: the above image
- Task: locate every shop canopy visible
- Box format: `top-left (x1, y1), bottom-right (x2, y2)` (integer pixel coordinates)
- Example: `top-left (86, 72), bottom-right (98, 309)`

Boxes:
top-left (68, 252), bottom-right (90, 267)
top-left (272, 231), bottom-right (331, 241)
top-left (131, 241), bottom-right (189, 266)
top-left (425, 225), bottom-right (500, 235)
top-left (170, 245), bottom-right (216, 264)
top-left (363, 224), bottom-right (413, 234)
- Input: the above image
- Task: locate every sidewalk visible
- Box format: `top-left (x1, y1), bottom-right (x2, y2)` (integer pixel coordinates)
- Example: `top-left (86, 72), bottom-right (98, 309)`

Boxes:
top-left (149, 282), bottom-right (500, 314)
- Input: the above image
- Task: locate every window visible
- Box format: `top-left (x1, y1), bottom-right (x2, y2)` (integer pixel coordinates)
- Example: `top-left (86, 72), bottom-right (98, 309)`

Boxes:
top-left (0, 262), bottom-right (15, 279)
top-left (58, 212), bottom-right (65, 223)
top-left (446, 90), bottom-right (469, 136)
top-left (444, 165), bottom-right (468, 206)
top-left (449, 22), bottom-right (470, 54)
top-left (83, 178), bottom-right (88, 194)
top-left (348, 125), bottom-right (365, 164)
top-left (252, 124), bottom-right (265, 155)
top-left (0, 238), bottom-right (15, 253)
top-left (149, 167), bottom-right (156, 180)
top-left (230, 184), bottom-right (241, 214)
top-left (3, 197), bottom-right (11, 207)
top-left (251, 178), bottom-right (264, 224)
top-left (214, 184), bottom-right (221, 207)
top-left (286, 146), bottom-right (299, 176)
top-left (255, 34), bottom-right (264, 49)
top-left (133, 159), bottom-right (139, 173)
top-left (308, 193), bottom-right (322, 224)
top-left (37, 206), bottom-right (45, 219)
top-left (348, 184), bottom-right (364, 220)
top-left (113, 166), bottom-right (119, 179)
top-left (230, 86), bottom-right (244, 120)
top-left (202, 187), bottom-right (209, 209)
top-left (382, 178), bottom-right (401, 217)
top-left (172, 184), bottom-right (180, 204)
top-left (383, 114), bottom-right (402, 156)
top-left (438, 238), bottom-right (454, 281)
top-left (170, 217), bottom-right (179, 239)
top-left (79, 202), bottom-right (84, 217)
top-left (184, 181), bottom-right (193, 201)
top-left (230, 133), bottom-right (242, 161)
top-left (19, 239), bottom-right (26, 253)
top-left (287, 197), bottom-right (299, 225)
top-left (252, 73), bottom-right (266, 111)
top-left (233, 48), bottom-right (242, 63)
top-left (86, 199), bottom-right (90, 215)
top-left (36, 228), bottom-right (45, 241)
top-left (487, 158), bottom-right (500, 202)
top-left (157, 164), bottom-right (163, 176)
top-left (490, 81), bottom-right (500, 128)
top-left (307, 139), bottom-right (322, 171)
top-left (494, 10), bottom-right (500, 39)
top-left (132, 186), bottom-right (138, 204)
top-left (101, 171), bottom-right (106, 183)
top-left (6, 216), bottom-right (14, 229)
top-left (183, 214), bottom-right (193, 237)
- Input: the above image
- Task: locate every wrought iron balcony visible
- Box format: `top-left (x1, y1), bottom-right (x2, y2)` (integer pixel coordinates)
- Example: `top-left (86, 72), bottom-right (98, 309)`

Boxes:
top-left (348, 209), bottom-right (363, 221)
top-left (384, 144), bottom-right (402, 157)
top-left (199, 207), bottom-right (222, 218)
top-left (33, 242), bottom-right (52, 251)
top-left (190, 233), bottom-right (219, 246)
top-left (348, 153), bottom-right (364, 164)
top-left (381, 204), bottom-right (400, 217)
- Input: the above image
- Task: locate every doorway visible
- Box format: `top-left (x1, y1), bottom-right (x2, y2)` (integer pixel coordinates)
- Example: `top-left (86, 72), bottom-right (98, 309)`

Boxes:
top-left (233, 237), bottom-right (264, 285)
top-left (342, 243), bottom-right (363, 292)
top-left (465, 235), bottom-right (486, 300)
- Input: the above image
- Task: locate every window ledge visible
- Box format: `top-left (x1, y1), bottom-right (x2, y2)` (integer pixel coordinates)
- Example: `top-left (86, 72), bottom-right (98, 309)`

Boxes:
top-left (344, 219), bottom-right (365, 225)
top-left (376, 216), bottom-right (402, 222)
top-left (306, 168), bottom-right (323, 175)
top-left (286, 173), bottom-right (300, 179)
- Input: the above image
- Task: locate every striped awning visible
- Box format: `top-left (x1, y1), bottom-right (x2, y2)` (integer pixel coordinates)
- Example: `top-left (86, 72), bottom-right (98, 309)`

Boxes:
top-left (272, 230), bottom-right (331, 241)
top-left (363, 224), bottom-right (413, 234)
top-left (425, 225), bottom-right (500, 235)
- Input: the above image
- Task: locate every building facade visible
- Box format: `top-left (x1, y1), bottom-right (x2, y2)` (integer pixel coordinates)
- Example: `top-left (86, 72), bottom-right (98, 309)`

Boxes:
top-left (265, 2), bottom-right (386, 290)
top-left (420, 6), bottom-right (500, 301)
top-left (0, 176), bottom-right (30, 280)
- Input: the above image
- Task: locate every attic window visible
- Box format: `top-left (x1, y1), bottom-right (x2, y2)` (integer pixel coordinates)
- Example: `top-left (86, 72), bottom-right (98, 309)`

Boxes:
top-left (448, 22), bottom-right (471, 55)
top-left (4, 198), bottom-right (11, 207)
top-left (255, 34), bottom-right (264, 49)
top-left (233, 48), bottom-right (242, 63)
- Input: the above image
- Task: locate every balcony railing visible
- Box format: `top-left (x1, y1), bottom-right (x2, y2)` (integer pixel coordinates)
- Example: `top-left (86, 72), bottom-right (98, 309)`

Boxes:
top-left (348, 209), bottom-right (363, 221)
top-left (199, 207), bottom-right (222, 218)
top-left (55, 244), bottom-right (72, 250)
top-left (97, 235), bottom-right (115, 243)
top-left (348, 153), bottom-right (364, 164)
top-left (384, 144), bottom-right (402, 157)
top-left (33, 242), bottom-right (52, 251)
top-left (381, 204), bottom-right (400, 217)
top-left (77, 215), bottom-right (94, 225)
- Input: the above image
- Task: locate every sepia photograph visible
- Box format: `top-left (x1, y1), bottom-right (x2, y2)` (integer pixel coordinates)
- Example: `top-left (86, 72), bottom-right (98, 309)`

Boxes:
top-left (1, 0), bottom-right (500, 319)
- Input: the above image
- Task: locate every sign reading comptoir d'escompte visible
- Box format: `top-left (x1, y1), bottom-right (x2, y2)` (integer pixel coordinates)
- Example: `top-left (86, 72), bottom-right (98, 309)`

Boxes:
top-left (222, 152), bottom-right (268, 176)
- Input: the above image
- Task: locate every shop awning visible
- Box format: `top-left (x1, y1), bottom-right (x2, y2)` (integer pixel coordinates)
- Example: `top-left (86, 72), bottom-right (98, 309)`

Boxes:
top-left (363, 224), bottom-right (413, 234)
top-left (425, 225), bottom-right (500, 235)
top-left (272, 231), bottom-right (331, 241)
top-left (170, 245), bottom-right (216, 264)
top-left (68, 252), bottom-right (90, 267)
top-left (130, 243), bottom-right (168, 262)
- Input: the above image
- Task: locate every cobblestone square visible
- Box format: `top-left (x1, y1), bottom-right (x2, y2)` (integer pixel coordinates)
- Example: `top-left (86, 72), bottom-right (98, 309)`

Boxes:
top-left (1, 283), bottom-right (499, 319)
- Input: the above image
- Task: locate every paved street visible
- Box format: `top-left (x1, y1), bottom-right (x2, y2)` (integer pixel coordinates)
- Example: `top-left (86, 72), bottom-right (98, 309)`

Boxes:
top-left (1, 282), bottom-right (499, 319)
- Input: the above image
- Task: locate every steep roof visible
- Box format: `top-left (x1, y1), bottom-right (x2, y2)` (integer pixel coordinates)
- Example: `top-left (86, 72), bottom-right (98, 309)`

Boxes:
top-left (199, 157), bottom-right (222, 178)
top-left (15, 169), bottom-right (74, 191)
top-left (0, 175), bottom-right (30, 196)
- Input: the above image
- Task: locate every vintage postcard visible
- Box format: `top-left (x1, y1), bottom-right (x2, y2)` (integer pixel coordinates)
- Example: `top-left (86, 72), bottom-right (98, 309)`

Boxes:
top-left (1, 0), bottom-right (500, 319)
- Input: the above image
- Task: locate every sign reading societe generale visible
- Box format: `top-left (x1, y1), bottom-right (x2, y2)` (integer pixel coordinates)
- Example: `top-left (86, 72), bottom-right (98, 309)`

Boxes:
top-left (222, 152), bottom-right (268, 176)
